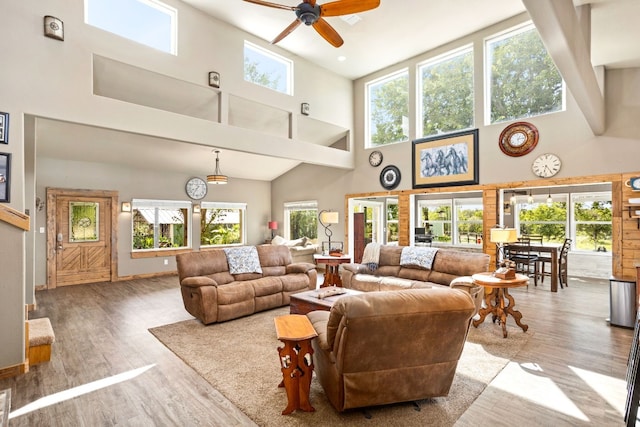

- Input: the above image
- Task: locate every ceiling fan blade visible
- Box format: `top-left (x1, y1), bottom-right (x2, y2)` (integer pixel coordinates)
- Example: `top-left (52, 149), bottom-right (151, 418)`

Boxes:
top-left (243, 0), bottom-right (295, 11)
top-left (303, 0), bottom-right (317, 6)
top-left (312, 18), bottom-right (343, 47)
top-left (271, 19), bottom-right (302, 44)
top-left (320, 0), bottom-right (380, 17)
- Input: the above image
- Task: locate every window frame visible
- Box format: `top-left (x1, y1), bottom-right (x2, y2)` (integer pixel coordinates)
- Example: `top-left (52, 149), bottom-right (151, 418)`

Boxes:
top-left (84, 0), bottom-right (178, 55)
top-left (365, 68), bottom-right (410, 148)
top-left (199, 201), bottom-right (247, 248)
top-left (484, 21), bottom-right (565, 125)
top-left (131, 199), bottom-right (192, 252)
top-left (284, 201), bottom-right (318, 240)
top-left (416, 45), bottom-right (475, 139)
top-left (243, 41), bottom-right (293, 95)
top-left (570, 192), bottom-right (612, 253)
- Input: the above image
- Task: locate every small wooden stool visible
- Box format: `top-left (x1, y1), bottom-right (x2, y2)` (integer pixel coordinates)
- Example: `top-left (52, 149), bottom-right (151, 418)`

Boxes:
top-left (28, 318), bottom-right (55, 365)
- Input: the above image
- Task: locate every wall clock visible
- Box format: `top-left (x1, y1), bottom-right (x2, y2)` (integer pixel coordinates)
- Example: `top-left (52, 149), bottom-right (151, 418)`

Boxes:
top-left (369, 150), bottom-right (383, 167)
top-left (532, 153), bottom-right (561, 178)
top-left (185, 177), bottom-right (208, 200)
top-left (380, 165), bottom-right (401, 190)
top-left (498, 122), bottom-right (539, 157)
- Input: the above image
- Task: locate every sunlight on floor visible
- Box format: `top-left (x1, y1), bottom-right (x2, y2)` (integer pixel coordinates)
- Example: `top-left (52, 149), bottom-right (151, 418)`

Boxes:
top-left (491, 361), bottom-right (590, 421)
top-left (569, 365), bottom-right (626, 416)
top-left (9, 364), bottom-right (155, 419)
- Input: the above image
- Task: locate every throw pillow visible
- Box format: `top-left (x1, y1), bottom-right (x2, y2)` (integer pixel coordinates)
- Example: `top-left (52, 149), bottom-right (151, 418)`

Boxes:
top-left (301, 236), bottom-right (309, 246)
top-left (224, 246), bottom-right (263, 274)
top-left (271, 235), bottom-right (286, 246)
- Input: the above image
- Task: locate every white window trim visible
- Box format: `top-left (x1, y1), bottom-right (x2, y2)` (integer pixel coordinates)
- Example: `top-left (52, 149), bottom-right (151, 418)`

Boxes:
top-left (416, 45), bottom-right (474, 139)
top-left (284, 200), bottom-right (317, 240)
top-left (364, 68), bottom-right (409, 148)
top-left (200, 202), bottom-right (247, 247)
top-left (131, 199), bottom-right (192, 251)
top-left (244, 41), bottom-right (294, 95)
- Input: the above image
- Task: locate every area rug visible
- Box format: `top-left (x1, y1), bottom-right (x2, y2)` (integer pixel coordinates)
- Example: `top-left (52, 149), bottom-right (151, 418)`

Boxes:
top-left (149, 307), bottom-right (531, 426)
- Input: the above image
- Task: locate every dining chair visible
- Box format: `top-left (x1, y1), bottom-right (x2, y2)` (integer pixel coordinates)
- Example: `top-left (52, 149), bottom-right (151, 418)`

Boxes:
top-left (506, 238), bottom-right (539, 286)
top-left (537, 238), bottom-right (572, 288)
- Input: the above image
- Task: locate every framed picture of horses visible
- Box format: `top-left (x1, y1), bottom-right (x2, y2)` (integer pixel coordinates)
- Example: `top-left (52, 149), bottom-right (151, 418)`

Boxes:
top-left (412, 129), bottom-right (479, 189)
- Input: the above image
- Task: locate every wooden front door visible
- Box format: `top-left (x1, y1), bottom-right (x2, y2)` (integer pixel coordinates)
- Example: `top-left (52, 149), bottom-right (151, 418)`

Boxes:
top-left (47, 189), bottom-right (118, 288)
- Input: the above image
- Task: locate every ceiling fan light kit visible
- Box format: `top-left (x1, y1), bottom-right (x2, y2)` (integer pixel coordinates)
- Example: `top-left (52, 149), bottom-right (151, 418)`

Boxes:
top-left (243, 0), bottom-right (380, 47)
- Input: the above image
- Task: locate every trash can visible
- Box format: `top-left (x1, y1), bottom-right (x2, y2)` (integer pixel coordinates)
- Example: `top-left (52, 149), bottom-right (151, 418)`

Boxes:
top-left (609, 276), bottom-right (637, 328)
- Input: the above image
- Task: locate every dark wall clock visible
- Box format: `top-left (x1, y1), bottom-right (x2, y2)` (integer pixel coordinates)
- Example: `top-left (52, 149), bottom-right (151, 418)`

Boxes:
top-left (498, 122), bottom-right (539, 157)
top-left (380, 165), bottom-right (401, 190)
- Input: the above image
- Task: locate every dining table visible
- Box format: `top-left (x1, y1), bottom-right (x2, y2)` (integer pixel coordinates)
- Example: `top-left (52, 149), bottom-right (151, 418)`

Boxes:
top-left (506, 243), bottom-right (562, 292)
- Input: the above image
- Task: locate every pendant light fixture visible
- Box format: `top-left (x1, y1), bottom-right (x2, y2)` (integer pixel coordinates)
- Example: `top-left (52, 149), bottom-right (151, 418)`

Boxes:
top-left (527, 191), bottom-right (534, 204)
top-left (546, 191), bottom-right (553, 206)
top-left (207, 149), bottom-right (228, 185)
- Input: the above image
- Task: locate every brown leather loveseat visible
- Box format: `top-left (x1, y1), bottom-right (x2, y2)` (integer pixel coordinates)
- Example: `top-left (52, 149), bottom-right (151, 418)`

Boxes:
top-left (306, 288), bottom-right (475, 411)
top-left (176, 245), bottom-right (316, 324)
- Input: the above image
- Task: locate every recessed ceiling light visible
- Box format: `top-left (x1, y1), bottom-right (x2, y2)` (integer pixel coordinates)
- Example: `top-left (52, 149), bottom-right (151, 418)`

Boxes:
top-left (337, 56), bottom-right (346, 62)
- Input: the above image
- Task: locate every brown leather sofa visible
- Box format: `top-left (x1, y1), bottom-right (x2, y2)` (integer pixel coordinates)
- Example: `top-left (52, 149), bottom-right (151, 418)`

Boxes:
top-left (306, 288), bottom-right (475, 411)
top-left (176, 245), bottom-right (317, 324)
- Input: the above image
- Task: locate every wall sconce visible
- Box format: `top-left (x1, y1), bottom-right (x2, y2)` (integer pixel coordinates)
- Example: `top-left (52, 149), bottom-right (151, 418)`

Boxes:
top-left (208, 71), bottom-right (220, 88)
top-left (193, 204), bottom-right (201, 214)
top-left (35, 197), bottom-right (46, 212)
top-left (301, 102), bottom-right (310, 116)
top-left (121, 202), bottom-right (131, 212)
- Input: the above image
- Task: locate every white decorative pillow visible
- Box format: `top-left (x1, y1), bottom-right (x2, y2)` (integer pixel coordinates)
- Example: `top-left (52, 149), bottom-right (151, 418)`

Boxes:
top-left (271, 235), bottom-right (287, 246)
top-left (224, 246), bottom-right (263, 274)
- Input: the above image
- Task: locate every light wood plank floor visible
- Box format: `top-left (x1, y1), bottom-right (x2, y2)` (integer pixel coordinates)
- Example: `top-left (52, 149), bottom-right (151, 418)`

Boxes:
top-left (0, 275), bottom-right (633, 426)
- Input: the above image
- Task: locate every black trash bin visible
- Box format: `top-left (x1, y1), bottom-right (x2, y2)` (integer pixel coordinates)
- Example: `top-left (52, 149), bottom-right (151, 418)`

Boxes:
top-left (609, 276), bottom-right (636, 328)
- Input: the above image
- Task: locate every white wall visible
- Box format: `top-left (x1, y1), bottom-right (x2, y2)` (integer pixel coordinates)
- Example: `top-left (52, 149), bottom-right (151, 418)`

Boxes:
top-left (0, 0), bottom-right (353, 370)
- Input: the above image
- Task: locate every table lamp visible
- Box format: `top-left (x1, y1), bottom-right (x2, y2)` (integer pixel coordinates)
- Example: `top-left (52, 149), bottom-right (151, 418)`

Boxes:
top-left (318, 210), bottom-right (339, 254)
top-left (490, 227), bottom-right (518, 266)
top-left (268, 221), bottom-right (278, 239)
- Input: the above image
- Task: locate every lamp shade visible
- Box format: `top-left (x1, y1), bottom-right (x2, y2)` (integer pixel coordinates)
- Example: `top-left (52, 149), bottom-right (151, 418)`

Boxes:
top-left (268, 221), bottom-right (278, 230)
top-left (490, 228), bottom-right (518, 244)
top-left (319, 211), bottom-right (339, 224)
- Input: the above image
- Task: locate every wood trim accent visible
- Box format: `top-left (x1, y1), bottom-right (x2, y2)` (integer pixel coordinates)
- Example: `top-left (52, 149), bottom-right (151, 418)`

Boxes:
top-left (0, 362), bottom-right (27, 380)
top-left (130, 248), bottom-right (192, 259)
top-left (115, 271), bottom-right (178, 282)
top-left (345, 171), bottom-right (632, 275)
top-left (0, 204), bottom-right (30, 231)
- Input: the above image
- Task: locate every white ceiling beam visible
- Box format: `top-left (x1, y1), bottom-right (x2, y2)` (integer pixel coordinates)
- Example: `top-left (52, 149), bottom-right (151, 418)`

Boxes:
top-left (523, 0), bottom-right (605, 135)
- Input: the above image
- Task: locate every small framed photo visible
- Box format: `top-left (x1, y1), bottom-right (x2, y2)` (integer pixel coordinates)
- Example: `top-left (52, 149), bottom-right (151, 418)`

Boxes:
top-left (412, 129), bottom-right (479, 189)
top-left (0, 112), bottom-right (8, 144)
top-left (0, 152), bottom-right (11, 203)
top-left (44, 16), bottom-right (64, 41)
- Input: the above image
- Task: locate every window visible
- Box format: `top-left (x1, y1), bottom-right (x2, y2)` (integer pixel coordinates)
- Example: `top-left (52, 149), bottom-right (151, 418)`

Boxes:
top-left (418, 46), bottom-right (474, 138)
top-left (515, 194), bottom-right (568, 243)
top-left (244, 41), bottom-right (293, 95)
top-left (455, 198), bottom-right (483, 246)
top-left (417, 199), bottom-right (452, 244)
top-left (284, 201), bottom-right (318, 240)
top-left (200, 202), bottom-right (246, 247)
top-left (132, 199), bottom-right (190, 250)
top-left (85, 0), bottom-right (177, 54)
top-left (571, 192), bottom-right (612, 252)
top-left (386, 199), bottom-right (399, 244)
top-left (366, 69), bottom-right (409, 147)
top-left (486, 22), bottom-right (564, 124)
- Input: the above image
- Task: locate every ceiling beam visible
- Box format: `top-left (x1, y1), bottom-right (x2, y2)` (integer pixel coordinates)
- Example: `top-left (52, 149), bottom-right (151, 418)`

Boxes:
top-left (523, 0), bottom-right (605, 135)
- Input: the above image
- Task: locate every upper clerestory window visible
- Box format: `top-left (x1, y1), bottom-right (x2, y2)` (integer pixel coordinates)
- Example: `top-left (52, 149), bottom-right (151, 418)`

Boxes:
top-left (85, 0), bottom-right (177, 55)
top-left (244, 41), bottom-right (293, 95)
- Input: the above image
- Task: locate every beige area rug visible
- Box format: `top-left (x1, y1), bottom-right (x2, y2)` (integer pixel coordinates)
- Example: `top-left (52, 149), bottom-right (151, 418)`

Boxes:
top-left (149, 307), bottom-right (531, 426)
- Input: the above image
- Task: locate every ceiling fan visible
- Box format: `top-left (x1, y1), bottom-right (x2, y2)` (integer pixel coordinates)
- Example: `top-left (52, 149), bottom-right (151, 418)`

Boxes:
top-left (243, 0), bottom-right (380, 47)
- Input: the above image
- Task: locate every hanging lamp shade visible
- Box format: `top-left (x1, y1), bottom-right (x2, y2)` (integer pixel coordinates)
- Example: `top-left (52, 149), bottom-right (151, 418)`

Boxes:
top-left (207, 150), bottom-right (228, 185)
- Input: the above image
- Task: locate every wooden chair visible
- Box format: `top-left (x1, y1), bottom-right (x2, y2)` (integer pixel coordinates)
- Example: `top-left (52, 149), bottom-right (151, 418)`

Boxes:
top-left (537, 238), bottom-right (572, 288)
top-left (506, 238), bottom-right (539, 286)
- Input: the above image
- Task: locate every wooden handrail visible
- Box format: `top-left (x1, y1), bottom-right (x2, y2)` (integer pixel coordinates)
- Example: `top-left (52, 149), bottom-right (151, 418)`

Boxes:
top-left (0, 205), bottom-right (30, 231)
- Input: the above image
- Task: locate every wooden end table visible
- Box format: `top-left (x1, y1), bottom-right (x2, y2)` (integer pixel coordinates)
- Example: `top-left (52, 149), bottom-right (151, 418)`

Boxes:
top-left (274, 314), bottom-right (318, 415)
top-left (471, 272), bottom-right (529, 338)
top-left (313, 254), bottom-right (351, 287)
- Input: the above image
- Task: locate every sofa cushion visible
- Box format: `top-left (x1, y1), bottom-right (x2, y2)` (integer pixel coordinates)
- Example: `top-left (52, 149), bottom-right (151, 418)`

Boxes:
top-left (224, 246), bottom-right (262, 274)
top-left (397, 267), bottom-right (431, 282)
top-left (216, 281), bottom-right (255, 305)
top-left (257, 244), bottom-right (292, 267)
top-left (248, 276), bottom-right (282, 297)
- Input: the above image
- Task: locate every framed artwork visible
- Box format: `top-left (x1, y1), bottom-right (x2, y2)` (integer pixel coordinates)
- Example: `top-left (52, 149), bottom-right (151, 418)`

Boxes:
top-left (0, 152), bottom-right (11, 202)
top-left (412, 129), bottom-right (479, 189)
top-left (0, 112), bottom-right (8, 144)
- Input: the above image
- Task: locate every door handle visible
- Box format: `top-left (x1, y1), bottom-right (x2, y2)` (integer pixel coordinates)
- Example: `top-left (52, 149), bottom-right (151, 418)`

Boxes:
top-left (57, 233), bottom-right (63, 251)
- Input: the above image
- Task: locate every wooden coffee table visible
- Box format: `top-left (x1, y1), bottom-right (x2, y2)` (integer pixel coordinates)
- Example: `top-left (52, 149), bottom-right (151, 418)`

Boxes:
top-left (290, 288), bottom-right (363, 315)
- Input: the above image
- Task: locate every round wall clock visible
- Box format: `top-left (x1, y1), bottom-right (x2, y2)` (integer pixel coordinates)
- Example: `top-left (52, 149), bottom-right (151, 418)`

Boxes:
top-left (532, 153), bottom-right (561, 178)
top-left (185, 177), bottom-right (208, 200)
top-left (498, 122), bottom-right (539, 157)
top-left (380, 165), bottom-right (401, 190)
top-left (369, 150), bottom-right (383, 167)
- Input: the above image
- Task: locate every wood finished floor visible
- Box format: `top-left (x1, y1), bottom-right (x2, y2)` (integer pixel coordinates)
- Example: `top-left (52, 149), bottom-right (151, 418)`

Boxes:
top-left (0, 275), bottom-right (633, 426)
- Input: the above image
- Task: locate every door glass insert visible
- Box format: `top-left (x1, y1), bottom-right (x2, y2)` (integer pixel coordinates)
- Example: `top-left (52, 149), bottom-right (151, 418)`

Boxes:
top-left (69, 202), bottom-right (99, 242)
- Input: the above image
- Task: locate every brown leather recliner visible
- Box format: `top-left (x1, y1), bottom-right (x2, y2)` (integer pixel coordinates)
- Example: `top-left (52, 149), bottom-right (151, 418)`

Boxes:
top-left (306, 288), bottom-right (475, 412)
